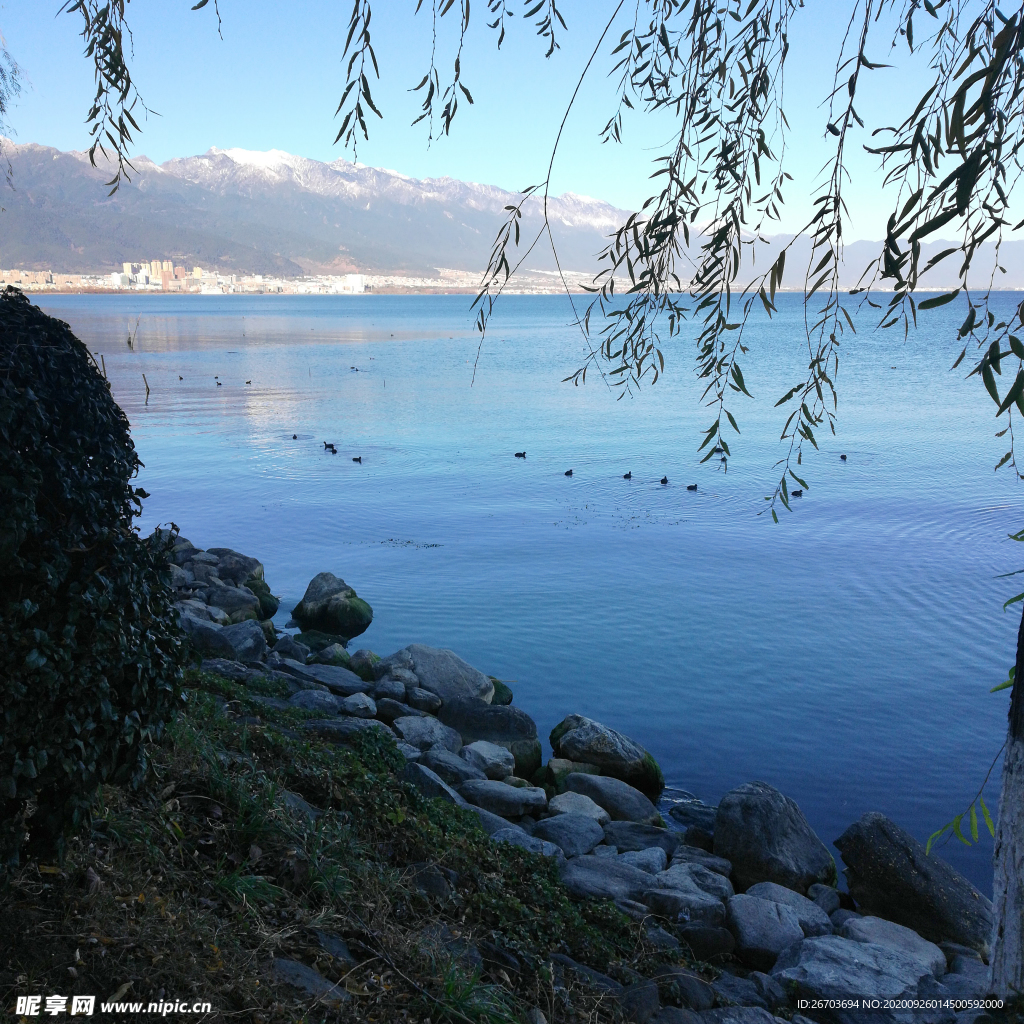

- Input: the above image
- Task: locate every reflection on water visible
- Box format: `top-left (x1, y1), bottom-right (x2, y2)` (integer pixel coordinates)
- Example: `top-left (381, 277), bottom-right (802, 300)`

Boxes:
top-left (39, 292), bottom-right (1024, 891)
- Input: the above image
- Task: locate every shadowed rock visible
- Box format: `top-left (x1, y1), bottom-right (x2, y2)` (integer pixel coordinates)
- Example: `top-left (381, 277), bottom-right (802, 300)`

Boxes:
top-left (714, 781), bottom-right (834, 893)
top-left (292, 571), bottom-right (373, 639)
top-left (833, 811), bottom-right (993, 956)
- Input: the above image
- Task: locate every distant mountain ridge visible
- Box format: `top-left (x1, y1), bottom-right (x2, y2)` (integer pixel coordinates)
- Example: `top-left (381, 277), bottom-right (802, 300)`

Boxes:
top-left (0, 140), bottom-right (628, 276)
top-left (2, 139), bottom-right (1024, 289)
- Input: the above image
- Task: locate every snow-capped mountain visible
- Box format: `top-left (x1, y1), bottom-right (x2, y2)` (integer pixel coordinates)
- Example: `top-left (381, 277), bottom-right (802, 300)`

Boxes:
top-left (1, 141), bottom-right (630, 275)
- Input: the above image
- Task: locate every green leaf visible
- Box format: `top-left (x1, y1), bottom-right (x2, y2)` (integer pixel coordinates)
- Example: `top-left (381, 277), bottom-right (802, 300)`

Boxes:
top-left (918, 290), bottom-right (961, 310)
top-left (951, 814), bottom-right (970, 845)
top-left (980, 796), bottom-right (996, 837)
top-left (970, 803), bottom-right (979, 842)
top-left (998, 370), bottom-right (1024, 415)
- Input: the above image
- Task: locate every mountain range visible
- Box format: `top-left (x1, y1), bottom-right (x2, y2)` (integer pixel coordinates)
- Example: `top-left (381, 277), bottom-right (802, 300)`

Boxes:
top-left (1, 139), bottom-right (1022, 290)
top-left (0, 141), bottom-right (627, 277)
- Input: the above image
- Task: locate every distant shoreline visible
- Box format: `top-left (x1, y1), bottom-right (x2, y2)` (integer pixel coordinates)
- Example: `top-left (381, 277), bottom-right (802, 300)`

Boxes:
top-left (22, 286), bottom-right (1024, 297)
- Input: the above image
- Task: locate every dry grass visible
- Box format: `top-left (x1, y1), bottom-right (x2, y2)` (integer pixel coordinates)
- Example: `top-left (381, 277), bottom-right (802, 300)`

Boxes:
top-left (0, 670), bottom-right (695, 1023)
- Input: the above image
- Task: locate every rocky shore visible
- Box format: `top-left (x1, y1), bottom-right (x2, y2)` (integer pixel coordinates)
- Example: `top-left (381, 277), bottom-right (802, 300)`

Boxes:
top-left (164, 533), bottom-right (998, 1023)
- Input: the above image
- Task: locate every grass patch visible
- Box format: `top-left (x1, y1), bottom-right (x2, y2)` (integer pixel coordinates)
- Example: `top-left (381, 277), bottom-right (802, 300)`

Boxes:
top-left (0, 668), bottom-right (693, 1022)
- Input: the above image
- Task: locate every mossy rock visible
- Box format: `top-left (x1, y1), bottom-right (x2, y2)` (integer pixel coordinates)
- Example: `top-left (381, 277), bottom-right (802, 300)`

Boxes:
top-left (314, 642), bottom-right (352, 668)
top-left (509, 738), bottom-right (542, 781)
top-left (544, 757), bottom-right (601, 794)
top-left (349, 650), bottom-right (381, 683)
top-left (489, 677), bottom-right (514, 705)
top-left (243, 576), bottom-right (280, 619)
top-left (638, 751), bottom-right (666, 797)
top-left (296, 630), bottom-right (350, 653)
top-left (292, 572), bottom-right (373, 640)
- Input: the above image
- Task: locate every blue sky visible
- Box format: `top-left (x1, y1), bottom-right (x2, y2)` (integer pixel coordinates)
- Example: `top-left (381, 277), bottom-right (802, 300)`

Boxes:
top-left (0, 2), bottom-right (941, 240)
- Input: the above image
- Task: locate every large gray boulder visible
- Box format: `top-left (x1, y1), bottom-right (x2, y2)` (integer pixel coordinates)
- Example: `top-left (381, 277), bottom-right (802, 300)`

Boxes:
top-left (340, 692), bottom-right (377, 718)
top-left (460, 740), bottom-right (516, 780)
top-left (206, 547), bottom-right (264, 585)
top-left (714, 782), bottom-right (834, 893)
top-left (548, 791), bottom-right (611, 825)
top-left (603, 821), bottom-right (680, 856)
top-left (833, 812), bottom-right (993, 955)
top-left (726, 894), bottom-right (805, 971)
top-left (180, 613), bottom-right (236, 660)
top-left (840, 916), bottom-right (946, 978)
top-left (220, 619), bottom-right (268, 664)
top-left (559, 855), bottom-right (654, 902)
top-left (746, 881), bottom-right (834, 937)
top-left (458, 779), bottom-right (547, 818)
top-left (292, 572), bottom-right (373, 639)
top-left (275, 659), bottom-right (370, 696)
top-left (532, 813), bottom-right (606, 858)
top-left (438, 697), bottom-right (540, 778)
top-left (377, 645), bottom-right (494, 704)
top-left (392, 716), bottom-right (463, 753)
top-left (421, 747), bottom-right (487, 786)
top-left (550, 715), bottom-right (664, 797)
top-left (619, 847), bottom-right (667, 873)
top-left (206, 583), bottom-right (262, 624)
top-left (656, 862), bottom-right (734, 902)
top-left (771, 934), bottom-right (938, 1001)
top-left (563, 773), bottom-right (660, 824)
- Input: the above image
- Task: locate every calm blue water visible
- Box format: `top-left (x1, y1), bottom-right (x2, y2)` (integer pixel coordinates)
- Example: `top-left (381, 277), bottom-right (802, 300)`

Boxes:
top-left (37, 291), bottom-right (1024, 893)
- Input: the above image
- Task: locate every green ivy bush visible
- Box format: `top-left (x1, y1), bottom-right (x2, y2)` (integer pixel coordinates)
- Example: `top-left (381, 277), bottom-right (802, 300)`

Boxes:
top-left (0, 288), bottom-right (186, 869)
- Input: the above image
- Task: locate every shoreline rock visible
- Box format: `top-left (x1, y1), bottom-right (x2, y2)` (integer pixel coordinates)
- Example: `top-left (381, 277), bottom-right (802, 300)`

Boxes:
top-left (168, 534), bottom-right (997, 1017)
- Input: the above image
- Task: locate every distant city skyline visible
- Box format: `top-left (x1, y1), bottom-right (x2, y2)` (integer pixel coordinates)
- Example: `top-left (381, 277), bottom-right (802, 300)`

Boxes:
top-left (0, 2), bottom-right (996, 243)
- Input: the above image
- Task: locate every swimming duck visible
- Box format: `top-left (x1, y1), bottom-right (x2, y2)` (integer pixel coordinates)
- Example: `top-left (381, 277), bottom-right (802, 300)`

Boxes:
top-left (623, 472), bottom-right (632, 479)
top-left (687, 484), bottom-right (697, 491)
top-left (791, 489), bottom-right (803, 497)
top-left (353, 456), bottom-right (362, 463)
top-left (565, 469), bottom-right (573, 477)
top-left (246, 380), bottom-right (251, 384)
top-left (292, 434), bottom-right (298, 440)
top-left (661, 476), bottom-right (668, 485)
top-left (840, 454), bottom-right (847, 461)
top-left (179, 375), bottom-right (183, 380)
top-left (515, 452), bottom-right (526, 458)
top-left (216, 381), bottom-right (222, 386)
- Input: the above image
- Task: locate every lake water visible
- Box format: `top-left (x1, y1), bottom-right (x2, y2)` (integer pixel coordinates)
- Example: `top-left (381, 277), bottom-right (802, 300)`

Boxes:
top-left (36, 291), bottom-right (1024, 893)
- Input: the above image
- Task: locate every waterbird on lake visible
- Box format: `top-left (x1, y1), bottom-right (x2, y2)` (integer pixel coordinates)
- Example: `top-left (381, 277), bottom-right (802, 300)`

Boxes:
top-left (246, 380), bottom-right (251, 384)
top-left (623, 471), bottom-right (631, 479)
top-left (661, 476), bottom-right (668, 485)
top-left (840, 454), bottom-right (847, 461)
top-left (179, 376), bottom-right (183, 380)
top-left (565, 469), bottom-right (573, 477)
top-left (791, 489), bottom-right (803, 497)
top-left (353, 456), bottom-right (362, 463)
top-left (292, 434), bottom-right (298, 439)
top-left (216, 381), bottom-right (222, 386)
top-left (515, 452), bottom-right (526, 458)
top-left (687, 484), bottom-right (697, 491)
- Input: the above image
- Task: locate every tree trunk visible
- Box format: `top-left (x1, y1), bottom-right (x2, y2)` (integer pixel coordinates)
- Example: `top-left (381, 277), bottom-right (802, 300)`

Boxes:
top-left (990, 603), bottom-right (1024, 995)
